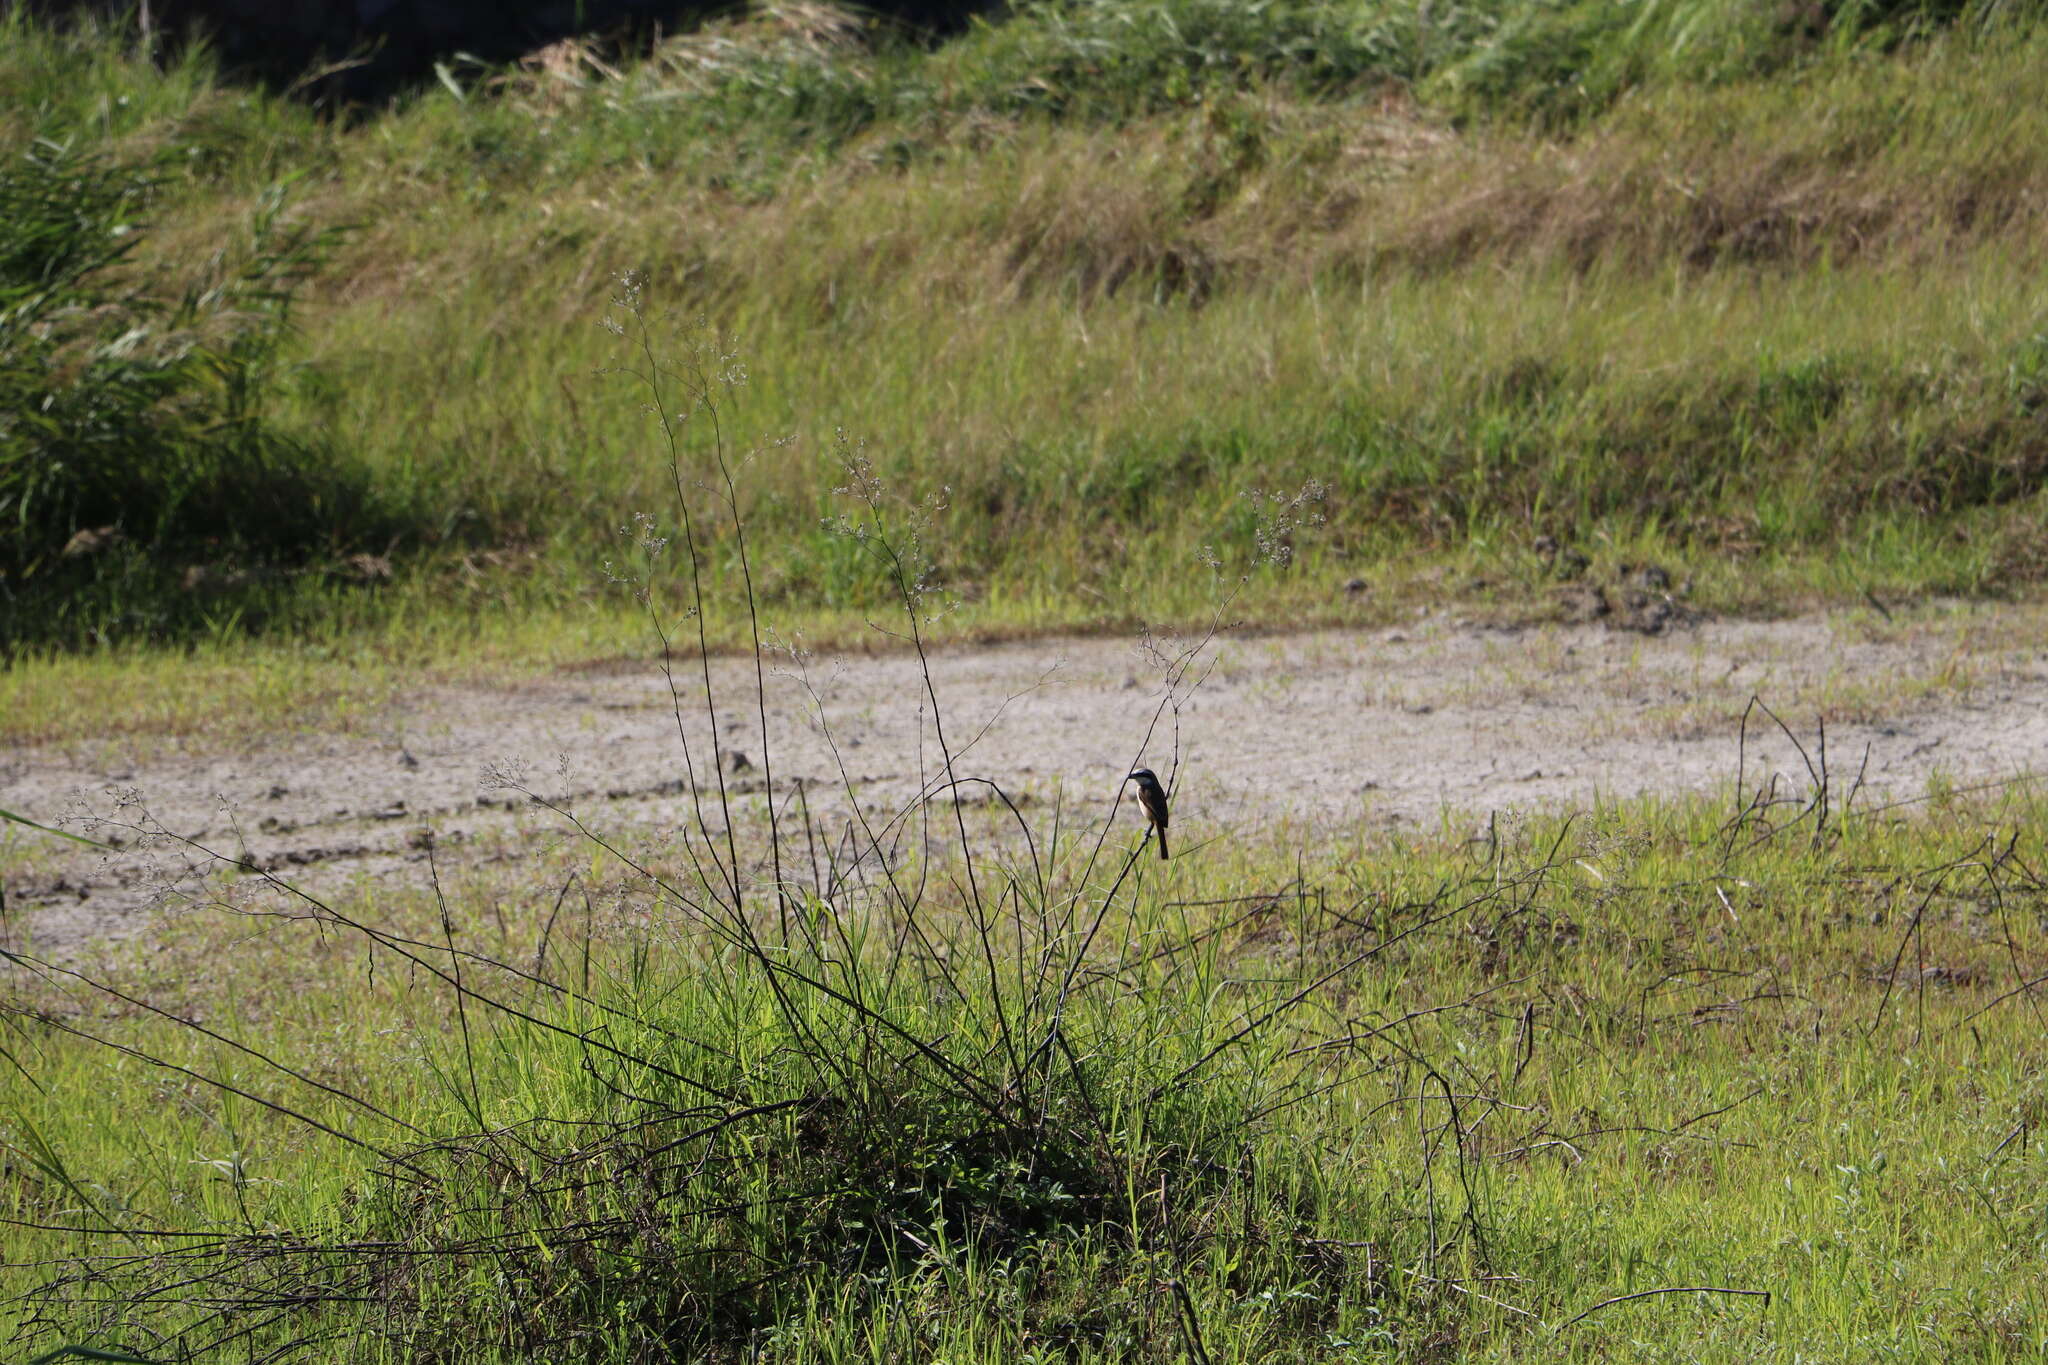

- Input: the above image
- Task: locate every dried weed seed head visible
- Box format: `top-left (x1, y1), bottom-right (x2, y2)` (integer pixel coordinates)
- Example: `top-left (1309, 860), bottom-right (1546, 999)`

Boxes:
top-left (1244, 479), bottom-right (1329, 570)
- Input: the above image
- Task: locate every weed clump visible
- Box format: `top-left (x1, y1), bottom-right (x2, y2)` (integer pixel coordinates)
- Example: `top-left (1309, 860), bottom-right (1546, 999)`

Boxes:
top-left (0, 303), bottom-right (1476, 1361)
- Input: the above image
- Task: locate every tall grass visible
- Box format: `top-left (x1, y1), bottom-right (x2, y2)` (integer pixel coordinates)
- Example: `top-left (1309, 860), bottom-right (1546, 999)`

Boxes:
top-left (6, 291), bottom-right (1473, 1360)
top-left (0, 86), bottom-right (416, 649)
top-left (8, 2), bottom-right (2048, 653)
top-left (8, 765), bottom-right (2046, 1357)
top-left (5, 282), bottom-right (2048, 1361)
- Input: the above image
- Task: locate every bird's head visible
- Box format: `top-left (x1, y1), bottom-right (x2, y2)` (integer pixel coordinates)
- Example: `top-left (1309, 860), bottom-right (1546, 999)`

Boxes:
top-left (1127, 768), bottom-right (1158, 786)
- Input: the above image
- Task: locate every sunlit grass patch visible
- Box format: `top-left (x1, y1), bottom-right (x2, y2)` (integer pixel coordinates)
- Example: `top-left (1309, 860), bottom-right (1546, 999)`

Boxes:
top-left (11, 8), bottom-right (2048, 655)
top-left (5, 777), bottom-right (2047, 1361)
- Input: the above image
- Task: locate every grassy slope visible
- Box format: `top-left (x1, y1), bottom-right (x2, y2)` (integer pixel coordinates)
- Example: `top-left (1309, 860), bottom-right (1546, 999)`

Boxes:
top-left (4, 6), bottom-right (2048, 698)
top-left (219, 17), bottom-right (2048, 618)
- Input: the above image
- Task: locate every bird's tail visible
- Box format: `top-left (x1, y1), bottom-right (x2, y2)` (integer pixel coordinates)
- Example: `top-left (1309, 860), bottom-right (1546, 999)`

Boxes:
top-left (1157, 828), bottom-right (1169, 860)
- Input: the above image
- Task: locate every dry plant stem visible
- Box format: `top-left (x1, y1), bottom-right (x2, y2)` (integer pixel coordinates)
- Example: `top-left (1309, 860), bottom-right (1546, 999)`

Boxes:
top-left (429, 842), bottom-right (483, 1130)
top-left (523, 793), bottom-right (1014, 1117)
top-left (871, 524), bottom-right (1021, 1082)
top-left (615, 293), bottom-right (834, 1082)
top-left (1971, 830), bottom-right (2048, 1034)
top-left (5, 995), bottom-right (417, 1176)
top-left (697, 345), bottom-right (790, 934)
top-left (777, 636), bottom-right (1061, 946)
top-left (823, 481), bottom-right (1101, 1113)
top-left (148, 822), bottom-right (751, 1103)
top-left (1552, 1285), bottom-right (1773, 1330)
top-left (1868, 838), bottom-right (1989, 1040)
top-left (1723, 695), bottom-right (1848, 856)
top-left (2, 950), bottom-right (424, 1138)
top-left (1149, 851), bottom-right (1561, 1101)
top-left (1957, 969), bottom-right (2048, 1030)
top-left (1036, 582), bottom-right (1241, 1083)
top-left (519, 788), bottom-right (859, 1094)
top-left (642, 605), bottom-right (733, 915)
top-left (778, 650), bottom-right (983, 1015)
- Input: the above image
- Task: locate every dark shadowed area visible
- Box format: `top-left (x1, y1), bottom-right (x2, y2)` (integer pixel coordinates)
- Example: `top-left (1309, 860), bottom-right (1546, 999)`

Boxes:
top-left (21, 0), bottom-right (998, 97)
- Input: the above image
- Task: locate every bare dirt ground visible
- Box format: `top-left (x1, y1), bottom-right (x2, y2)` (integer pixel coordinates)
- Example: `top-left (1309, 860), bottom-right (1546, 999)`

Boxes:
top-left (7, 600), bottom-right (2047, 955)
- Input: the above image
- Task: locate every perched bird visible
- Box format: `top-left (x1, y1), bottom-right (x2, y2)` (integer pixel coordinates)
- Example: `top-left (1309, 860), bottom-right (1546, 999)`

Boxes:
top-left (1125, 768), bottom-right (1170, 860)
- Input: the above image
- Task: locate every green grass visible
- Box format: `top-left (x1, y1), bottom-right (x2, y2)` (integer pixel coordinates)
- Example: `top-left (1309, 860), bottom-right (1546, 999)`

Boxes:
top-left (6, 780), bottom-right (2046, 1361)
top-left (7, 8), bottom-right (2048, 1357)
top-left (5, 3), bottom-right (2048, 661)
top-left (7, 288), bottom-right (2045, 1356)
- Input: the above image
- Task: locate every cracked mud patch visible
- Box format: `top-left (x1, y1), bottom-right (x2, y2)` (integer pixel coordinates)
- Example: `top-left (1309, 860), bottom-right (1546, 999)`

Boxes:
top-left (6, 602), bottom-right (2047, 957)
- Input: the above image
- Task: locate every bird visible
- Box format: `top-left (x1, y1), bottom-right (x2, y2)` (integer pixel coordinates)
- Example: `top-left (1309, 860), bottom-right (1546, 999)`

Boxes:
top-left (1125, 768), bottom-right (1170, 860)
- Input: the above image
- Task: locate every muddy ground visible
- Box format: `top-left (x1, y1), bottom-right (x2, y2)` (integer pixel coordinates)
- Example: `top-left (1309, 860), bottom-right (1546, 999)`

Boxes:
top-left (6, 600), bottom-right (2047, 955)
